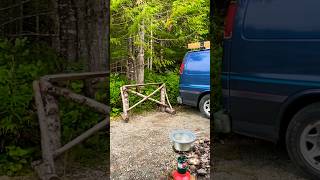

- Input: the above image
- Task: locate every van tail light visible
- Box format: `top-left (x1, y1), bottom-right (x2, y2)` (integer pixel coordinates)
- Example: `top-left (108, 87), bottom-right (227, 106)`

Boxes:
top-left (224, 1), bottom-right (237, 39)
top-left (179, 61), bottom-right (185, 75)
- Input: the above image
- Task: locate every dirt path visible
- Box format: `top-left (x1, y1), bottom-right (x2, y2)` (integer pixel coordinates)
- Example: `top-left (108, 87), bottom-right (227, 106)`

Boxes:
top-left (110, 107), bottom-right (210, 179)
top-left (213, 134), bottom-right (307, 180)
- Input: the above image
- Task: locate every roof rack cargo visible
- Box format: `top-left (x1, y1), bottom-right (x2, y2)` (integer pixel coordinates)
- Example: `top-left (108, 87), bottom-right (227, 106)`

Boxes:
top-left (187, 41), bottom-right (210, 50)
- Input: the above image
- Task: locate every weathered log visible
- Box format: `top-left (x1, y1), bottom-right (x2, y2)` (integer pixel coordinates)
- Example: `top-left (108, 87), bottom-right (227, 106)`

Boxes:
top-left (46, 85), bottom-right (109, 115)
top-left (165, 87), bottom-right (173, 110)
top-left (120, 83), bottom-right (175, 121)
top-left (121, 113), bottom-right (129, 122)
top-left (41, 71), bottom-right (109, 82)
top-left (160, 84), bottom-right (166, 112)
top-left (40, 80), bottom-right (63, 175)
top-left (120, 86), bottom-right (129, 122)
top-left (123, 82), bottom-right (162, 88)
top-left (165, 107), bottom-right (176, 114)
top-left (127, 84), bottom-right (165, 111)
top-left (128, 89), bottom-right (168, 107)
top-left (33, 81), bottom-right (58, 180)
top-left (40, 80), bottom-right (61, 153)
top-left (53, 118), bottom-right (109, 157)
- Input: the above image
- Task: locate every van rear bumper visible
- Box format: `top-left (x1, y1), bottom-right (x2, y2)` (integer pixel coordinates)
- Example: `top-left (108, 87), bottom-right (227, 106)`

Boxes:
top-left (178, 89), bottom-right (200, 107)
top-left (177, 96), bottom-right (182, 104)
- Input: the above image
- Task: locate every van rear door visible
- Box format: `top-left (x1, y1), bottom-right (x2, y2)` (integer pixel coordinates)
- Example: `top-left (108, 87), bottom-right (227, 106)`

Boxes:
top-left (179, 50), bottom-right (210, 106)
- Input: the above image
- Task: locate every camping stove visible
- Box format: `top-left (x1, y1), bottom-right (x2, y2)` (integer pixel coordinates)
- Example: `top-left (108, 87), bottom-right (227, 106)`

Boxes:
top-left (169, 130), bottom-right (196, 180)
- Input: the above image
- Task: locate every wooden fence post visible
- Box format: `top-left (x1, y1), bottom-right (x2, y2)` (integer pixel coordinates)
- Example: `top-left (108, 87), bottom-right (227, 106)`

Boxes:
top-left (120, 86), bottom-right (129, 121)
top-left (33, 81), bottom-right (59, 180)
top-left (40, 80), bottom-right (61, 152)
top-left (40, 80), bottom-right (62, 174)
top-left (120, 83), bottom-right (175, 121)
top-left (160, 84), bottom-right (166, 112)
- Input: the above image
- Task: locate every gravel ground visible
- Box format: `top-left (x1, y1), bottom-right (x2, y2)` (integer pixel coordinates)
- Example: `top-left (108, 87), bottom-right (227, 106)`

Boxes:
top-left (110, 106), bottom-right (210, 179)
top-left (213, 134), bottom-right (308, 180)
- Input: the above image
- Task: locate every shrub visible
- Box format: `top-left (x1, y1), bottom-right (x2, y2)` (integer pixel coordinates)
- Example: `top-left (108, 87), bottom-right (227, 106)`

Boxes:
top-left (0, 38), bottom-right (61, 175)
top-left (0, 38), bottom-right (107, 175)
top-left (110, 70), bottom-right (180, 117)
top-left (212, 45), bottom-right (223, 112)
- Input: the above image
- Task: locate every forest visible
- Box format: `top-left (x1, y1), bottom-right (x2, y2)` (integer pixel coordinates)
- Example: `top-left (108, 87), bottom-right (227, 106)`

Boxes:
top-left (110, 0), bottom-right (209, 116)
top-left (0, 0), bottom-right (210, 177)
top-left (0, 0), bottom-right (109, 176)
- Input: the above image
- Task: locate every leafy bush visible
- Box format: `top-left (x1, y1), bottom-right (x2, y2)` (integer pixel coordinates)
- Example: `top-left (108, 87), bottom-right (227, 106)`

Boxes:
top-left (62, 82), bottom-right (109, 163)
top-left (0, 146), bottom-right (34, 175)
top-left (0, 38), bottom-right (61, 175)
top-left (0, 38), bottom-right (107, 175)
top-left (110, 73), bottom-right (129, 116)
top-left (212, 45), bottom-right (223, 112)
top-left (110, 70), bottom-right (180, 117)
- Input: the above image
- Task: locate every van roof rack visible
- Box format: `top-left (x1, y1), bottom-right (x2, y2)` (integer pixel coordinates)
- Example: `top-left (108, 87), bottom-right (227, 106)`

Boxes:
top-left (187, 41), bottom-right (210, 50)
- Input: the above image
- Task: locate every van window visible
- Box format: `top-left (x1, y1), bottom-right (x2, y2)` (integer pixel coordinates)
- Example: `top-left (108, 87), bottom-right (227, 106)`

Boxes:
top-left (185, 50), bottom-right (210, 73)
top-left (243, 0), bottom-right (320, 39)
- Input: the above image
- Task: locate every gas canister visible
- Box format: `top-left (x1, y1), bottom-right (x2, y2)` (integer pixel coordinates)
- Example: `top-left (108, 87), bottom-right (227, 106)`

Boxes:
top-left (172, 156), bottom-right (191, 180)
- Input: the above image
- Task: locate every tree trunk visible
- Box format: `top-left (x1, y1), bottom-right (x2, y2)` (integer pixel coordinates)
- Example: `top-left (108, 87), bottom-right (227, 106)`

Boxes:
top-left (137, 20), bottom-right (144, 85)
top-left (85, 0), bottom-right (108, 72)
top-left (82, 0), bottom-right (108, 96)
top-left (150, 26), bottom-right (153, 70)
top-left (50, 0), bottom-right (60, 56)
top-left (58, 0), bottom-right (78, 64)
top-left (160, 40), bottom-right (163, 62)
top-left (19, 0), bottom-right (23, 35)
top-left (127, 37), bottom-right (135, 81)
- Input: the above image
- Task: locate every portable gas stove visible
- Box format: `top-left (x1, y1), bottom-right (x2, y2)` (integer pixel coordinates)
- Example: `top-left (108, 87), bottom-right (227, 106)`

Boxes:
top-left (169, 129), bottom-right (197, 180)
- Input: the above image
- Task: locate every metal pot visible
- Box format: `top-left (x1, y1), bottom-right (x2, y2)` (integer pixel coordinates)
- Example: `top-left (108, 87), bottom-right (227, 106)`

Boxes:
top-left (170, 130), bottom-right (196, 152)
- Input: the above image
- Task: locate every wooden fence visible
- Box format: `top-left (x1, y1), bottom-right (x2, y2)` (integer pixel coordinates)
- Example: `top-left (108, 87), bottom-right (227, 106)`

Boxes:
top-left (32, 71), bottom-right (109, 180)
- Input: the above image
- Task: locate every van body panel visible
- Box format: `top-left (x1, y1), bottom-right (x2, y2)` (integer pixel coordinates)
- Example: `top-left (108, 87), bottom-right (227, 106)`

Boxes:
top-left (222, 0), bottom-right (320, 141)
top-left (275, 89), bottom-right (320, 135)
top-left (179, 49), bottom-right (210, 107)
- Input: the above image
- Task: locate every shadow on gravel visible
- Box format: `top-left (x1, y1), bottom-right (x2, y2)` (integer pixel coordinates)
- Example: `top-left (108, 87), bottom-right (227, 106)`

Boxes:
top-left (213, 134), bottom-right (307, 180)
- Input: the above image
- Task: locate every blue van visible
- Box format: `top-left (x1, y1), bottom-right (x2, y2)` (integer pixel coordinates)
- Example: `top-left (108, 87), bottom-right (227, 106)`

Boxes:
top-left (178, 48), bottom-right (210, 118)
top-left (214, 0), bottom-right (320, 178)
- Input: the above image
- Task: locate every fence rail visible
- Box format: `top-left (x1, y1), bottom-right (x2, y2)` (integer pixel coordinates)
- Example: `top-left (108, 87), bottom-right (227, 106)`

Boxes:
top-left (33, 71), bottom-right (109, 180)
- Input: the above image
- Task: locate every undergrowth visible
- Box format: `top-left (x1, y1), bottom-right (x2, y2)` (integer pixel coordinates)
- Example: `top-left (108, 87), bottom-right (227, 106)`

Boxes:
top-left (110, 70), bottom-right (180, 117)
top-left (0, 38), bottom-right (107, 175)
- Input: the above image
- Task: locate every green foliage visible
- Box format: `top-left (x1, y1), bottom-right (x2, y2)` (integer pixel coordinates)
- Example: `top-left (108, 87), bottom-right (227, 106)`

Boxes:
top-left (110, 70), bottom-right (179, 117)
top-left (0, 146), bottom-right (34, 175)
top-left (110, 0), bottom-right (209, 71)
top-left (212, 5), bottom-right (225, 45)
top-left (110, 73), bottom-right (128, 116)
top-left (212, 5), bottom-right (226, 112)
top-left (0, 38), bottom-right (61, 175)
top-left (0, 38), bottom-right (107, 175)
top-left (170, 0), bottom-right (209, 37)
top-left (212, 45), bottom-right (223, 112)
top-left (57, 80), bottom-right (107, 146)
top-left (144, 70), bottom-right (179, 105)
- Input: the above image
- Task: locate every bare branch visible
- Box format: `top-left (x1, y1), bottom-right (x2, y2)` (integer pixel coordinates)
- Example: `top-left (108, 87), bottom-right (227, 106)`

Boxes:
top-left (0, 12), bottom-right (54, 27)
top-left (0, 0), bottom-right (31, 11)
